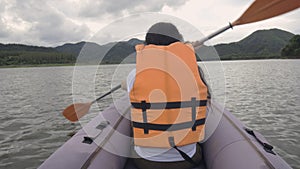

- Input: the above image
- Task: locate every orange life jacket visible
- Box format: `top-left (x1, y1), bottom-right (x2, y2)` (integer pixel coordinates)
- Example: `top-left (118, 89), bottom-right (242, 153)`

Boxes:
top-left (130, 42), bottom-right (208, 148)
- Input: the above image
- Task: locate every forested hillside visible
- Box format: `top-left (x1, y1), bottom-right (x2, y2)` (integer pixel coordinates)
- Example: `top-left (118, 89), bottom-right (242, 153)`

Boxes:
top-left (214, 28), bottom-right (295, 60)
top-left (281, 35), bottom-right (300, 58)
top-left (0, 28), bottom-right (297, 66)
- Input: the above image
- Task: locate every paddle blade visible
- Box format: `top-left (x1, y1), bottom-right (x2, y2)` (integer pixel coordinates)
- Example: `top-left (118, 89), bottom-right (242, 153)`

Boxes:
top-left (62, 103), bottom-right (92, 122)
top-left (233, 0), bottom-right (300, 26)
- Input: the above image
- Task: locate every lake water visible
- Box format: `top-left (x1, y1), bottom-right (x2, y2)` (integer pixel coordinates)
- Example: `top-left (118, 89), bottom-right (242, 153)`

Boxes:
top-left (0, 60), bottom-right (299, 169)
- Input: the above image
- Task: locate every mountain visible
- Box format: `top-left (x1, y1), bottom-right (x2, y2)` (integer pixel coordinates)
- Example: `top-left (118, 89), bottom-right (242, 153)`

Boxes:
top-left (0, 43), bottom-right (74, 65)
top-left (127, 38), bottom-right (144, 47)
top-left (281, 35), bottom-right (300, 58)
top-left (0, 43), bottom-right (54, 52)
top-left (0, 28), bottom-right (297, 66)
top-left (0, 39), bottom-right (144, 66)
top-left (55, 41), bottom-right (86, 55)
top-left (69, 39), bottom-right (144, 64)
top-left (214, 28), bottom-right (295, 60)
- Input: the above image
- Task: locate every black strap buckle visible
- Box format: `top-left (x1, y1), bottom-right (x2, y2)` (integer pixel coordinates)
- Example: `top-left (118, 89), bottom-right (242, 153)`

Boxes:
top-left (82, 121), bottom-right (110, 144)
top-left (168, 137), bottom-right (199, 166)
top-left (245, 128), bottom-right (275, 155)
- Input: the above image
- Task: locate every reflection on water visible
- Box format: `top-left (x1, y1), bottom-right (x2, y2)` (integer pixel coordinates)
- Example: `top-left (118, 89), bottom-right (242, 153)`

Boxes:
top-left (223, 60), bottom-right (300, 169)
top-left (0, 66), bottom-right (77, 169)
top-left (0, 60), bottom-right (299, 169)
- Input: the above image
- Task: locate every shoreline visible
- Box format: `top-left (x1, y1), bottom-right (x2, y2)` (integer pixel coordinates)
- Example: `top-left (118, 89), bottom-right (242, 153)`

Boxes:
top-left (0, 63), bottom-right (75, 69)
top-left (0, 58), bottom-right (299, 69)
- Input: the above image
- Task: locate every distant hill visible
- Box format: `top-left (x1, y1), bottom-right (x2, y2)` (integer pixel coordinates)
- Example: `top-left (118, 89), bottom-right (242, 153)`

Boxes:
top-left (214, 28), bottom-right (295, 60)
top-left (0, 28), bottom-right (297, 66)
top-left (55, 41), bottom-right (86, 55)
top-left (0, 43), bottom-right (54, 52)
top-left (0, 39), bottom-right (144, 66)
top-left (281, 35), bottom-right (300, 58)
top-left (0, 43), bottom-right (74, 65)
top-left (72, 38), bottom-right (144, 64)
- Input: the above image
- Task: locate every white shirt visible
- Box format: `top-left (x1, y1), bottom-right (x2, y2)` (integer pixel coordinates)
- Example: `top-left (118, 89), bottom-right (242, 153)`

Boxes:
top-left (126, 69), bottom-right (196, 162)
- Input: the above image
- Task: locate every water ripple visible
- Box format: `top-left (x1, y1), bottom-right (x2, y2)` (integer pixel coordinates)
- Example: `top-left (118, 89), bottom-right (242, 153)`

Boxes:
top-left (0, 61), bottom-right (299, 169)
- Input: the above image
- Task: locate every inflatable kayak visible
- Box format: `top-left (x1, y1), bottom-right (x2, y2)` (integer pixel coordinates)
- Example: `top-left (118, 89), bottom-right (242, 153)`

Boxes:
top-left (38, 96), bottom-right (292, 169)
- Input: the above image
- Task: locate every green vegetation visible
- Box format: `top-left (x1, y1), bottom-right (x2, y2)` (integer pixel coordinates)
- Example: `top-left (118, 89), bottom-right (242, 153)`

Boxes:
top-left (0, 43), bottom-right (77, 66)
top-left (0, 51), bottom-right (76, 66)
top-left (0, 29), bottom-right (298, 68)
top-left (281, 35), bottom-right (300, 58)
top-left (0, 63), bottom-right (74, 68)
top-left (213, 28), bottom-right (295, 60)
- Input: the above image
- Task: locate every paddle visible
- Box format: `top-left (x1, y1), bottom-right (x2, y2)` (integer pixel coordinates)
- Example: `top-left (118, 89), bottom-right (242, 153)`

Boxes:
top-left (194, 0), bottom-right (300, 46)
top-left (62, 84), bottom-right (122, 122)
top-left (63, 0), bottom-right (300, 122)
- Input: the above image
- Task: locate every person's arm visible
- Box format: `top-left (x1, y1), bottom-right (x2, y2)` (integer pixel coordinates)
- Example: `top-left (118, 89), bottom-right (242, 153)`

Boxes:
top-left (123, 69), bottom-right (136, 92)
top-left (195, 53), bottom-right (201, 62)
top-left (121, 79), bottom-right (127, 91)
top-left (197, 65), bottom-right (211, 99)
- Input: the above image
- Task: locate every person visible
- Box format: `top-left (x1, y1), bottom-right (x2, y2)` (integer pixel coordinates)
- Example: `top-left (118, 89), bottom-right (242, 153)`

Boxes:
top-left (122, 22), bottom-right (210, 169)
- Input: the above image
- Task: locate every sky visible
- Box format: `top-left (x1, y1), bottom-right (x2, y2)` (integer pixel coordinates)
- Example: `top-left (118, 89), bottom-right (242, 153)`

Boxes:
top-left (0, 0), bottom-right (299, 47)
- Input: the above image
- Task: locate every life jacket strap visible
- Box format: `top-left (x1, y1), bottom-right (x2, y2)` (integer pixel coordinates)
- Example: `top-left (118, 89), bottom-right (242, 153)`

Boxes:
top-left (132, 98), bottom-right (206, 134)
top-left (131, 99), bottom-right (207, 109)
top-left (141, 100), bottom-right (149, 134)
top-left (132, 118), bottom-right (205, 132)
top-left (168, 137), bottom-right (199, 167)
top-left (191, 97), bottom-right (197, 131)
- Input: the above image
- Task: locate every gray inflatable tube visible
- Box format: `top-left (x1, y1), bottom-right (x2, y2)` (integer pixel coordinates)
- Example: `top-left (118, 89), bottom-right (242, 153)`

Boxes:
top-left (39, 97), bottom-right (292, 169)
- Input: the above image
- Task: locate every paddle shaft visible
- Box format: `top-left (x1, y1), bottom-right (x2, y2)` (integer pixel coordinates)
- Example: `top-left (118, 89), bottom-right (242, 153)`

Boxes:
top-left (91, 84), bottom-right (122, 104)
top-left (196, 23), bottom-right (233, 46)
top-left (195, 0), bottom-right (300, 46)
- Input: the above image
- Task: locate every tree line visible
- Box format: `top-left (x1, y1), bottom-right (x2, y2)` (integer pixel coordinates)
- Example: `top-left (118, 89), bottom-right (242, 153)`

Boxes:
top-left (0, 51), bottom-right (76, 66)
top-left (0, 34), bottom-right (299, 66)
top-left (281, 35), bottom-right (300, 58)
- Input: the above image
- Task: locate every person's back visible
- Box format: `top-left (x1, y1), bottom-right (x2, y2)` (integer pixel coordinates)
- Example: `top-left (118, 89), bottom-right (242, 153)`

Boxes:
top-left (124, 22), bottom-right (210, 169)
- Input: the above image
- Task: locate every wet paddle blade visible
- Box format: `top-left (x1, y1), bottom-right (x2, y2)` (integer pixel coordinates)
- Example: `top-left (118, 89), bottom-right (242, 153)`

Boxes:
top-left (233, 0), bottom-right (300, 26)
top-left (62, 103), bottom-right (92, 122)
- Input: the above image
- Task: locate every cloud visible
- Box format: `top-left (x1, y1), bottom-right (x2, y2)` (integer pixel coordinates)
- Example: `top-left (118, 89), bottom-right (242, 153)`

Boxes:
top-left (0, 19), bottom-right (10, 38)
top-left (0, 0), bottom-right (190, 46)
top-left (32, 18), bottom-right (90, 45)
top-left (212, 5), bottom-right (300, 44)
top-left (0, 0), bottom-right (90, 46)
top-left (161, 0), bottom-right (300, 45)
top-left (78, 0), bottom-right (187, 18)
top-left (0, 1), bottom-right (11, 38)
top-left (0, 0), bottom-right (299, 46)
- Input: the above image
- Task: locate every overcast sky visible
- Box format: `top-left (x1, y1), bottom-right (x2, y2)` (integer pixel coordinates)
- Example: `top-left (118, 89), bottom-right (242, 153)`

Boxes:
top-left (0, 0), bottom-right (299, 46)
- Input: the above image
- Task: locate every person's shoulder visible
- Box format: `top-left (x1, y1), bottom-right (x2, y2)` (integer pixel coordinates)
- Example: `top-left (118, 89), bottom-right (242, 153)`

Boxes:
top-left (171, 42), bottom-right (195, 52)
top-left (135, 44), bottom-right (145, 51)
top-left (127, 69), bottom-right (136, 81)
top-left (183, 42), bottom-right (194, 51)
